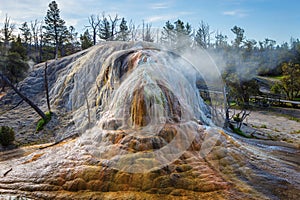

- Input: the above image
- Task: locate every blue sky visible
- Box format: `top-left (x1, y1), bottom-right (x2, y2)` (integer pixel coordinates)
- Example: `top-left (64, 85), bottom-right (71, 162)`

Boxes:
top-left (0, 0), bottom-right (299, 44)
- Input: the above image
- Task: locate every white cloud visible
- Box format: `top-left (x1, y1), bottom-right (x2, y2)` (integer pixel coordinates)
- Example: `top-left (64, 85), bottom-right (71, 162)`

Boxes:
top-left (65, 19), bottom-right (79, 27)
top-left (222, 9), bottom-right (248, 17)
top-left (145, 14), bottom-right (176, 23)
top-left (0, 0), bottom-right (48, 26)
top-left (150, 3), bottom-right (169, 9)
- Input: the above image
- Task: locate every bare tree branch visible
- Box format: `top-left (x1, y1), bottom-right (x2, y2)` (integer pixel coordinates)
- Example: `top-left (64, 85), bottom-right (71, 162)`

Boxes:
top-left (86, 14), bottom-right (101, 45)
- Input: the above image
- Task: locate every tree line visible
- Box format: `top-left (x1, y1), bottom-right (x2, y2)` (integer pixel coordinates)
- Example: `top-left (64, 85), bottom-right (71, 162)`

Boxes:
top-left (1, 0), bottom-right (299, 101)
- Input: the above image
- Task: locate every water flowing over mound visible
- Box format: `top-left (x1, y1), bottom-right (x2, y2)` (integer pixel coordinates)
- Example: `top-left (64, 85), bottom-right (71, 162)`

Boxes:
top-left (0, 42), bottom-right (299, 199)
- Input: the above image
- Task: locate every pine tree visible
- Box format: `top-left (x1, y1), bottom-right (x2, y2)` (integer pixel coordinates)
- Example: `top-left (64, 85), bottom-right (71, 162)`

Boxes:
top-left (117, 18), bottom-right (129, 41)
top-left (161, 20), bottom-right (192, 49)
top-left (80, 29), bottom-right (93, 50)
top-left (98, 15), bottom-right (111, 41)
top-left (231, 26), bottom-right (245, 48)
top-left (215, 32), bottom-right (228, 49)
top-left (1, 36), bottom-right (29, 84)
top-left (174, 19), bottom-right (192, 49)
top-left (160, 21), bottom-right (175, 46)
top-left (174, 19), bottom-right (185, 33)
top-left (43, 0), bottom-right (68, 59)
top-left (10, 35), bottom-right (27, 60)
top-left (63, 26), bottom-right (80, 55)
top-left (19, 22), bottom-right (32, 56)
top-left (0, 15), bottom-right (28, 89)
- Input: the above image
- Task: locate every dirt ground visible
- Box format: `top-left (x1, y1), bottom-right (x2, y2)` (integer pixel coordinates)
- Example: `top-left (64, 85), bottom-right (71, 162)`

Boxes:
top-left (234, 107), bottom-right (300, 147)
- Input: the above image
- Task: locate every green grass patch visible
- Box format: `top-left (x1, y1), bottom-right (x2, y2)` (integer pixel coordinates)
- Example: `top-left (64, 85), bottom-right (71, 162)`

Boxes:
top-left (233, 127), bottom-right (252, 138)
top-left (229, 101), bottom-right (237, 107)
top-left (36, 111), bottom-right (52, 132)
top-left (288, 116), bottom-right (300, 123)
top-left (251, 124), bottom-right (259, 128)
top-left (267, 75), bottom-right (284, 80)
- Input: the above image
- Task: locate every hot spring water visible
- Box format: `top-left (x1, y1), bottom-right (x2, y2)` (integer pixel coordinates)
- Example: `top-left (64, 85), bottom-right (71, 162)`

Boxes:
top-left (52, 42), bottom-right (227, 173)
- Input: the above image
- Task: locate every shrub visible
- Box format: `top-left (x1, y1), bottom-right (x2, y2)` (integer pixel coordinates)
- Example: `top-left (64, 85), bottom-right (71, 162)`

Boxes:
top-left (233, 113), bottom-right (241, 122)
top-left (0, 126), bottom-right (15, 146)
top-left (290, 130), bottom-right (300, 134)
top-left (36, 111), bottom-right (52, 132)
top-left (260, 124), bottom-right (267, 128)
top-left (270, 83), bottom-right (282, 94)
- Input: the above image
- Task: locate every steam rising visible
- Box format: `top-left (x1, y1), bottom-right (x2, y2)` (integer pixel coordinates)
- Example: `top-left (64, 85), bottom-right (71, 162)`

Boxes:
top-left (49, 41), bottom-right (225, 172)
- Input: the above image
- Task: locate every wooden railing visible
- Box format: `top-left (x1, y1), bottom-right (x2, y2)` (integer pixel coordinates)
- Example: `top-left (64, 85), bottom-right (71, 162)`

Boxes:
top-left (250, 94), bottom-right (300, 108)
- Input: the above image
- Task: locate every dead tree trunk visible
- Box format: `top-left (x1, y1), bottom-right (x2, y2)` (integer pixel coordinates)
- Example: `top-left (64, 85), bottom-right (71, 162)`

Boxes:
top-left (44, 62), bottom-right (51, 112)
top-left (0, 73), bottom-right (47, 120)
top-left (236, 109), bottom-right (251, 129)
top-left (224, 85), bottom-right (230, 129)
top-left (83, 83), bottom-right (91, 128)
